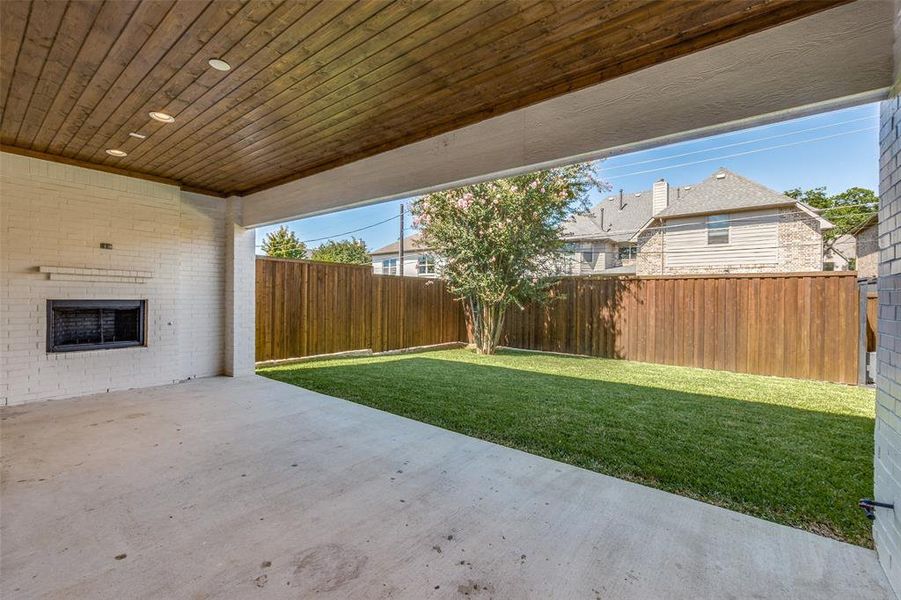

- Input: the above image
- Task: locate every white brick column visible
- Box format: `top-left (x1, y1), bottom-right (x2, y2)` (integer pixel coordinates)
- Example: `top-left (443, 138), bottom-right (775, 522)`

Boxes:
top-left (224, 197), bottom-right (256, 376)
top-left (874, 3), bottom-right (901, 592)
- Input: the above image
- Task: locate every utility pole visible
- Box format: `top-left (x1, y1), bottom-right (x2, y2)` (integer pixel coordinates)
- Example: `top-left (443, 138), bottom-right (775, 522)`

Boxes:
top-left (398, 203), bottom-right (404, 276)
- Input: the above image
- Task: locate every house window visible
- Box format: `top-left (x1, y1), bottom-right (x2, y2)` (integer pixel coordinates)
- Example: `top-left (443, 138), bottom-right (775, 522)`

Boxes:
top-left (381, 258), bottom-right (398, 275)
top-left (824, 262), bottom-right (836, 271)
top-left (417, 255), bottom-right (435, 275)
top-left (581, 251), bottom-right (595, 265)
top-left (707, 214), bottom-right (730, 245)
top-left (618, 245), bottom-right (637, 260)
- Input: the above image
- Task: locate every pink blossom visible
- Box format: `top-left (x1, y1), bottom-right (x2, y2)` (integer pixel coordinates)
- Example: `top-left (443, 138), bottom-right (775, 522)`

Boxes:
top-left (529, 181), bottom-right (538, 189)
top-left (456, 193), bottom-right (473, 211)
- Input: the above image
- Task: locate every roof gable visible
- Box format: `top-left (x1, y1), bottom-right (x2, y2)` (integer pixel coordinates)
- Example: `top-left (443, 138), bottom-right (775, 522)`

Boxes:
top-left (563, 188), bottom-right (670, 243)
top-left (371, 233), bottom-right (429, 256)
top-left (653, 168), bottom-right (795, 219)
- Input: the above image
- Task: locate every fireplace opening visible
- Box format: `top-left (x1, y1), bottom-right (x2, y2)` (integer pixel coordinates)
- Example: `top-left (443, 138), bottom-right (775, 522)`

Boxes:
top-left (47, 300), bottom-right (146, 352)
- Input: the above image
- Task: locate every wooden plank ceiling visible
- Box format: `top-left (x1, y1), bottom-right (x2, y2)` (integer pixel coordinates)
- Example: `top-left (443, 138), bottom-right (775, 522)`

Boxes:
top-left (0, 0), bottom-right (849, 197)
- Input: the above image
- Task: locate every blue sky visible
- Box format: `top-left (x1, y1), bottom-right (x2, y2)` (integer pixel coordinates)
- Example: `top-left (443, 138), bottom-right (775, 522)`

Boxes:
top-left (255, 102), bottom-right (880, 255)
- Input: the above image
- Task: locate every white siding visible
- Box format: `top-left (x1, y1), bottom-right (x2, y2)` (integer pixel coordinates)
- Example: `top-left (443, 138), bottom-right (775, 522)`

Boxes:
top-left (372, 252), bottom-right (439, 278)
top-left (559, 241), bottom-right (618, 275)
top-left (664, 209), bottom-right (779, 269)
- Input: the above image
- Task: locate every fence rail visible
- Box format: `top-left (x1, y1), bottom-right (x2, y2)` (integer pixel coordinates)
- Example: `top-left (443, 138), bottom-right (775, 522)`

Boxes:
top-left (256, 260), bottom-right (862, 384)
top-left (255, 258), bottom-right (465, 362)
top-left (502, 272), bottom-right (860, 384)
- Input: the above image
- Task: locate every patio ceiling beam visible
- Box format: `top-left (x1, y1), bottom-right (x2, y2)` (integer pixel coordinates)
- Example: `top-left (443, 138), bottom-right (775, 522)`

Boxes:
top-left (240, 0), bottom-right (895, 228)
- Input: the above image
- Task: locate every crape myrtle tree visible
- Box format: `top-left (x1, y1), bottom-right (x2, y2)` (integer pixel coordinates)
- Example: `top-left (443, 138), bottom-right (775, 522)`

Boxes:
top-left (412, 163), bottom-right (599, 355)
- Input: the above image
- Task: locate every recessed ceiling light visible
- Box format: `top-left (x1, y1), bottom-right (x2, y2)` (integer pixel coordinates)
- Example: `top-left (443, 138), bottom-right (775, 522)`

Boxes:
top-left (106, 149), bottom-right (127, 157)
top-left (149, 111), bottom-right (175, 123)
top-left (208, 58), bottom-right (231, 71)
top-left (128, 132), bottom-right (146, 139)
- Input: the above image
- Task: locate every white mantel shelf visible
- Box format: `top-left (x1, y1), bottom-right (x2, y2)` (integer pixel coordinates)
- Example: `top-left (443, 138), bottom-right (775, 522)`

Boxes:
top-left (38, 266), bottom-right (153, 284)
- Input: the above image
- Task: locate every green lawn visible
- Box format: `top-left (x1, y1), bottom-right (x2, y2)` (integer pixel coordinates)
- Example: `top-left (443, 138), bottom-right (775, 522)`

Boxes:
top-left (258, 348), bottom-right (876, 547)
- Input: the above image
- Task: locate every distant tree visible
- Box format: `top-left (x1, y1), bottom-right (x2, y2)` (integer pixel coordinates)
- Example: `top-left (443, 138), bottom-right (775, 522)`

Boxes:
top-left (310, 238), bottom-right (371, 264)
top-left (785, 186), bottom-right (878, 239)
top-left (784, 186), bottom-right (830, 209)
top-left (261, 225), bottom-right (306, 259)
top-left (413, 163), bottom-right (598, 355)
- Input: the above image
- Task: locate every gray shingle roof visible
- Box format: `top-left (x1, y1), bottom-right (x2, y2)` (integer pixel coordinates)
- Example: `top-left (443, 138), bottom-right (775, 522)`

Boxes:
top-left (371, 233), bottom-right (429, 256)
top-left (563, 186), bottom-right (680, 243)
top-left (653, 168), bottom-right (795, 219)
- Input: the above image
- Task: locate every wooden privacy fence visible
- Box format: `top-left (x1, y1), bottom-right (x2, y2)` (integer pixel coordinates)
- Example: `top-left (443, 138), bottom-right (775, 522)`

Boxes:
top-left (255, 258), bottom-right (465, 362)
top-left (502, 272), bottom-right (861, 384)
top-left (256, 260), bottom-right (863, 384)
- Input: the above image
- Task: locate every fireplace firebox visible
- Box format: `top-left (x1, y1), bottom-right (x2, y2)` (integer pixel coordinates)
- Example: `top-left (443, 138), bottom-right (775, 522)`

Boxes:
top-left (46, 300), bottom-right (146, 352)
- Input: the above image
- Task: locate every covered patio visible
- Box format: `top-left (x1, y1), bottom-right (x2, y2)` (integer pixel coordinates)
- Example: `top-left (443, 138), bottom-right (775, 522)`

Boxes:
top-left (1, 376), bottom-right (891, 599)
top-left (2, 0), bottom-right (901, 597)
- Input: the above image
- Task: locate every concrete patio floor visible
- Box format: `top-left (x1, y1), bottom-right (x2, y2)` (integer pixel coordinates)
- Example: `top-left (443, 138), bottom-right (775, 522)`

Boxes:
top-left (0, 376), bottom-right (892, 599)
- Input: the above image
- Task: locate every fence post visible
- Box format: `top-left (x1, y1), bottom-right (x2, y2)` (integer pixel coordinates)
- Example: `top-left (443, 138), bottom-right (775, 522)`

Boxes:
top-left (859, 279), bottom-right (869, 386)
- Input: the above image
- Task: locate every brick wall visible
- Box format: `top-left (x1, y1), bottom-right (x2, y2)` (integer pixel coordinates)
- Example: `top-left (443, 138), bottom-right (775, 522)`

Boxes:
top-left (224, 197), bottom-right (256, 377)
top-left (636, 229), bottom-right (664, 275)
top-left (0, 153), bottom-right (228, 404)
top-left (858, 223), bottom-right (879, 278)
top-left (875, 93), bottom-right (901, 594)
top-left (777, 207), bottom-right (824, 272)
top-left (178, 192), bottom-right (227, 379)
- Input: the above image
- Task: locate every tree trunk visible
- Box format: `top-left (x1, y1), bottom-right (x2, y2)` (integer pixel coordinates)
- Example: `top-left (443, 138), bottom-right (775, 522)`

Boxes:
top-left (466, 297), bottom-right (505, 355)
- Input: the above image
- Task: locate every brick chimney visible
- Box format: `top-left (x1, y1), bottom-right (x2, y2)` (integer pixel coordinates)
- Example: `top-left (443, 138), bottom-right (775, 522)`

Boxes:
top-left (652, 179), bottom-right (669, 215)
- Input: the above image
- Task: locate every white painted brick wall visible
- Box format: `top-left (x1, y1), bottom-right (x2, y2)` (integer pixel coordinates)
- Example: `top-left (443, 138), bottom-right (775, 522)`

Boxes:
top-left (876, 93), bottom-right (901, 596)
top-left (178, 192), bottom-right (227, 380)
top-left (0, 153), bottom-right (228, 405)
top-left (873, 5), bottom-right (901, 592)
top-left (224, 197), bottom-right (256, 377)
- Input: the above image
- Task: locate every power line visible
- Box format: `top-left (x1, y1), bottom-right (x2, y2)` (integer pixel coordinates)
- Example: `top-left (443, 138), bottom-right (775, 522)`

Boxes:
top-left (569, 206), bottom-right (878, 240)
top-left (600, 126), bottom-right (877, 182)
top-left (569, 239), bottom-right (856, 255)
top-left (258, 121), bottom-right (876, 247)
top-left (601, 105), bottom-right (874, 156)
top-left (258, 202), bottom-right (876, 249)
top-left (255, 209), bottom-right (411, 247)
top-left (299, 213), bottom-right (403, 244)
top-left (599, 116), bottom-right (874, 172)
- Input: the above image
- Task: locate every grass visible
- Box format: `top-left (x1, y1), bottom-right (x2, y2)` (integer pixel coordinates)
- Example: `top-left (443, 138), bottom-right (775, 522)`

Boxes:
top-left (258, 348), bottom-right (876, 547)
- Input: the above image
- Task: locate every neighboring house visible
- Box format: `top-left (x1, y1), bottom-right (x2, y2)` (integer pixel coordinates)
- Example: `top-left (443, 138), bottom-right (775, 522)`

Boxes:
top-left (634, 169), bottom-right (833, 276)
top-left (561, 185), bottom-right (684, 275)
top-left (825, 233), bottom-right (856, 271)
top-left (818, 212), bottom-right (879, 275)
top-left (371, 234), bottom-right (439, 277)
top-left (375, 169), bottom-right (838, 278)
top-left (850, 213), bottom-right (879, 278)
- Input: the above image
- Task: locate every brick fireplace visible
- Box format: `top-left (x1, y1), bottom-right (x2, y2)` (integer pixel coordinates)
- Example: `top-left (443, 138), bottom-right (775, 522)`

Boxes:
top-left (46, 300), bottom-right (146, 353)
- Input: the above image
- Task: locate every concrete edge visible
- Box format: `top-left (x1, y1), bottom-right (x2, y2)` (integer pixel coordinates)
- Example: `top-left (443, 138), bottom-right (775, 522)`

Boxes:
top-left (255, 342), bottom-right (467, 368)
